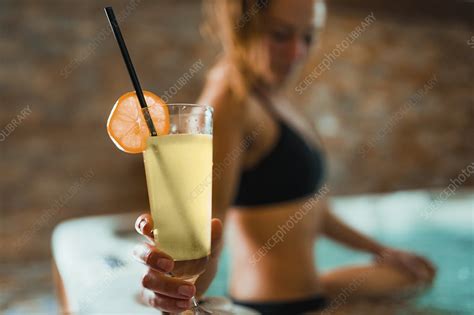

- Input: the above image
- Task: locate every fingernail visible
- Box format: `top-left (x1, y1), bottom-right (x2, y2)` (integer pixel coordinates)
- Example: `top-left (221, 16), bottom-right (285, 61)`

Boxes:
top-left (178, 285), bottom-right (194, 298)
top-left (176, 299), bottom-right (190, 309)
top-left (142, 274), bottom-right (152, 286)
top-left (139, 219), bottom-right (146, 231)
top-left (156, 258), bottom-right (173, 271)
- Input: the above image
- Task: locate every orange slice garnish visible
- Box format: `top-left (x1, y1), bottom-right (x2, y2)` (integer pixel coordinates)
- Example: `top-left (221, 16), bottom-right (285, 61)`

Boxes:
top-left (107, 91), bottom-right (170, 153)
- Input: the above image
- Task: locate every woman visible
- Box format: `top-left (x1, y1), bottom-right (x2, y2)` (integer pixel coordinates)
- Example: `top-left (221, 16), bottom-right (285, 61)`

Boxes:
top-left (133, 0), bottom-right (436, 313)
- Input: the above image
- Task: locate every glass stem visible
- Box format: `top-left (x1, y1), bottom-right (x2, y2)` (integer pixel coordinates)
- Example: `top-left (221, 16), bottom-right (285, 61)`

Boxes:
top-left (191, 296), bottom-right (200, 309)
top-left (183, 275), bottom-right (211, 314)
top-left (190, 296), bottom-right (213, 314)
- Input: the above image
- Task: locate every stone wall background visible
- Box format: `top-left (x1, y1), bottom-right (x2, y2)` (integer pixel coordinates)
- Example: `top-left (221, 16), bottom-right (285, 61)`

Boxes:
top-left (1, 0), bottom-right (473, 263)
top-left (294, 6), bottom-right (474, 194)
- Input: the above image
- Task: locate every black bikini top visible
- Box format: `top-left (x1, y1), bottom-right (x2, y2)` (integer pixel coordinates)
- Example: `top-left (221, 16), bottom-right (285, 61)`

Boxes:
top-left (233, 89), bottom-right (326, 207)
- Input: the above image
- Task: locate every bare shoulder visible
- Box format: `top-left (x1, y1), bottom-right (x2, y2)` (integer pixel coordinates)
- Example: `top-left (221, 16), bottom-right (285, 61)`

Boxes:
top-left (198, 65), bottom-right (248, 126)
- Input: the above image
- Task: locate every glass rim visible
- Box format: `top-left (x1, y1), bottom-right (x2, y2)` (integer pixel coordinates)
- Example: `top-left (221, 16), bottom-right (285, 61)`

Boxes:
top-left (160, 103), bottom-right (213, 113)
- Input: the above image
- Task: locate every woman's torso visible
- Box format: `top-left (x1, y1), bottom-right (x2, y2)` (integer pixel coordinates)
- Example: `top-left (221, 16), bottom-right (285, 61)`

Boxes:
top-left (226, 90), bottom-right (327, 301)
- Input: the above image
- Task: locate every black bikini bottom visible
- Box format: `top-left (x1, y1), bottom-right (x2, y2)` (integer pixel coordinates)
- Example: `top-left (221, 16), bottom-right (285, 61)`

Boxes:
top-left (231, 294), bottom-right (329, 314)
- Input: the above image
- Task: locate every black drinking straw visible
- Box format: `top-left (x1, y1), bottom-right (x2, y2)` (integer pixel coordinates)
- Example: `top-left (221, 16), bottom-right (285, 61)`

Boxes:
top-left (104, 6), bottom-right (157, 137)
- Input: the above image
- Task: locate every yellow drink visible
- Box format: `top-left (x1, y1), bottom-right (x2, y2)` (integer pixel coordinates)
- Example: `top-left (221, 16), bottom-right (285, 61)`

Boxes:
top-left (143, 134), bottom-right (212, 263)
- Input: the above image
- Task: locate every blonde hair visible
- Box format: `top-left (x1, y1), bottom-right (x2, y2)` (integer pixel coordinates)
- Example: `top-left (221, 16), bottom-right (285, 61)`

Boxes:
top-left (202, 0), bottom-right (272, 100)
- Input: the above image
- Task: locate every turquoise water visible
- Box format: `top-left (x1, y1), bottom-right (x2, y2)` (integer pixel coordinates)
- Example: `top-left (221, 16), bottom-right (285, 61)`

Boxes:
top-left (207, 225), bottom-right (474, 314)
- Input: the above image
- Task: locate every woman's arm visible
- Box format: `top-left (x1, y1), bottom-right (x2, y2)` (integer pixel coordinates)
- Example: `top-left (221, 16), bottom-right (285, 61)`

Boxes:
top-left (193, 76), bottom-right (248, 296)
top-left (321, 200), bottom-right (384, 255)
top-left (320, 200), bottom-right (437, 282)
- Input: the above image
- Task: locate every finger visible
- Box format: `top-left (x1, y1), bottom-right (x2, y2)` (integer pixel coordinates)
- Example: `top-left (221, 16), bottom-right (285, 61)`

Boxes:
top-left (133, 242), bottom-right (174, 273)
top-left (416, 256), bottom-right (436, 280)
top-left (210, 218), bottom-right (223, 258)
top-left (403, 256), bottom-right (428, 281)
top-left (153, 292), bottom-right (192, 313)
top-left (142, 268), bottom-right (196, 299)
top-left (409, 257), bottom-right (433, 281)
top-left (381, 252), bottom-right (405, 270)
top-left (419, 256), bottom-right (436, 275)
top-left (390, 254), bottom-right (419, 279)
top-left (135, 213), bottom-right (154, 240)
top-left (141, 289), bottom-right (191, 313)
top-left (211, 218), bottom-right (223, 243)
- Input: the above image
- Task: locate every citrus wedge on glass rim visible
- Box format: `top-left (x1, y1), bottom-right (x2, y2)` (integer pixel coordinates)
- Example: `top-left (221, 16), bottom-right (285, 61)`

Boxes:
top-left (107, 91), bottom-right (170, 153)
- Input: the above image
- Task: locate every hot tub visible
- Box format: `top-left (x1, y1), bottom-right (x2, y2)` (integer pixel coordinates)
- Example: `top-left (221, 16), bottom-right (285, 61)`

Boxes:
top-left (52, 189), bottom-right (473, 314)
top-left (207, 189), bottom-right (474, 314)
